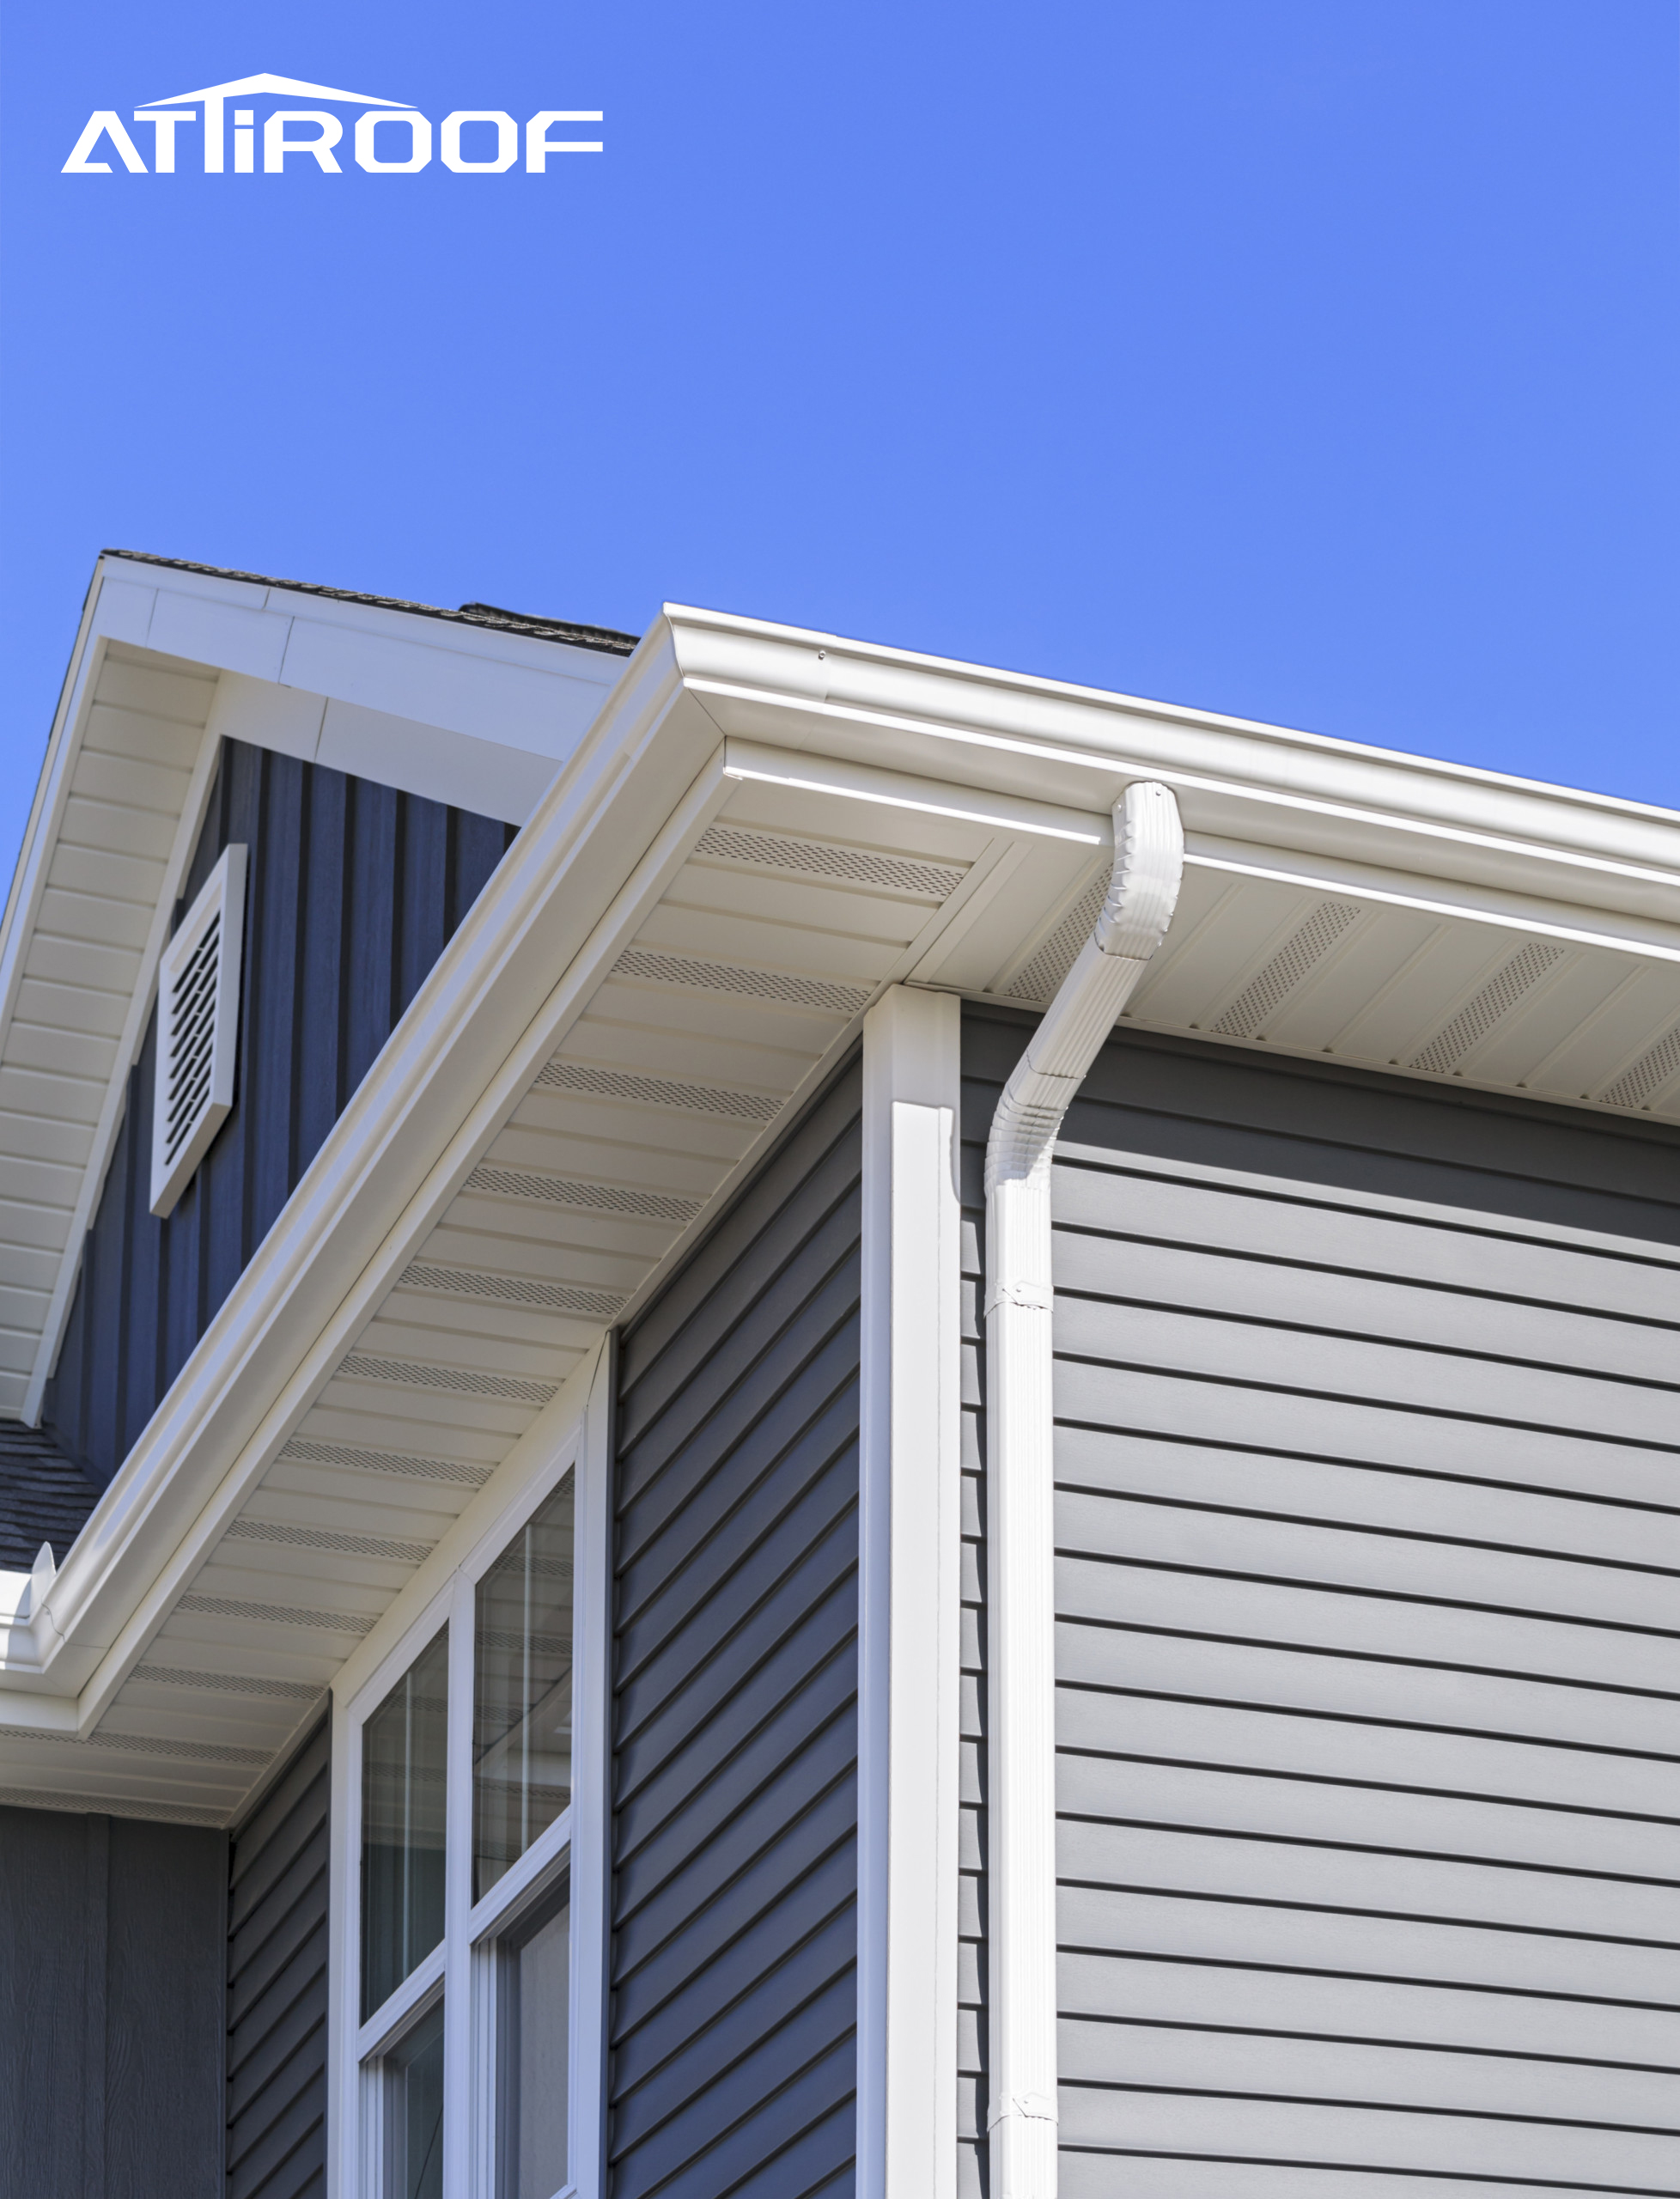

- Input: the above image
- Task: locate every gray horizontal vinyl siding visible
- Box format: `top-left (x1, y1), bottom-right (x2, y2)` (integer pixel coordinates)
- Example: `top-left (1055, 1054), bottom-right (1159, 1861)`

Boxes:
top-left (609, 1058), bottom-right (861, 2199)
top-left (961, 1004), bottom-right (1680, 2197)
top-left (225, 1717), bottom-right (330, 2199)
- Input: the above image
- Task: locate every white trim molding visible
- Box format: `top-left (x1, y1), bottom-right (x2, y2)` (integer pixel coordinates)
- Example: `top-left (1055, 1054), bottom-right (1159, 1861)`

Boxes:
top-left (859, 984), bottom-right (963, 2199)
top-left (327, 1337), bottom-right (612, 2199)
top-left (983, 783), bottom-right (1184, 2198)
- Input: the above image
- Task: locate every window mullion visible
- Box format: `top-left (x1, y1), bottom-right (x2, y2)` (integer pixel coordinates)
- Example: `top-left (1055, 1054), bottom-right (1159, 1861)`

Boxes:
top-left (442, 1568), bottom-right (477, 2198)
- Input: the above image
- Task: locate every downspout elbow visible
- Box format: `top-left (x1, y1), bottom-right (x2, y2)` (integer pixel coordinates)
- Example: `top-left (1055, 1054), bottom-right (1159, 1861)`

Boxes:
top-left (984, 779), bottom-right (1184, 1205)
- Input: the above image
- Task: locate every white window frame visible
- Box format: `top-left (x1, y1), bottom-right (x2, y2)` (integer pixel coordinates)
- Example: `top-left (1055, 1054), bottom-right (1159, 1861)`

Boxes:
top-left (328, 1340), bottom-right (614, 2199)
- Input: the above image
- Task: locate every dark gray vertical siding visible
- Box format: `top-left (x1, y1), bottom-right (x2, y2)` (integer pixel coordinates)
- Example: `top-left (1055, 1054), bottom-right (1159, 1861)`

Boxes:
top-left (0, 1804), bottom-right (227, 2199)
top-left (46, 738), bottom-right (516, 1486)
top-left (609, 1061), bottom-right (862, 2199)
top-left (963, 1002), bottom-right (1680, 2196)
top-left (226, 1717), bottom-right (331, 2199)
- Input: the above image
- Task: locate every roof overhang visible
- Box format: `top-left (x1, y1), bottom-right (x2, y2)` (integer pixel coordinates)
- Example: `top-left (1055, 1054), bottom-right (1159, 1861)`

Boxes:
top-left (0, 553), bottom-right (628, 1425)
top-left (5, 582), bottom-right (1680, 1817)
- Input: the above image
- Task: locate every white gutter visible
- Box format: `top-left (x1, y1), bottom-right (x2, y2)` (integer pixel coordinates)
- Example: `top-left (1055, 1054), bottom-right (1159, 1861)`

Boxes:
top-left (983, 780), bottom-right (1184, 2197)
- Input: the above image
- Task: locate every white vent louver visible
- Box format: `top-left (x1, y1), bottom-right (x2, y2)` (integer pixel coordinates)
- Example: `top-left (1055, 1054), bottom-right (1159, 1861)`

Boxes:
top-left (149, 844), bottom-right (247, 1218)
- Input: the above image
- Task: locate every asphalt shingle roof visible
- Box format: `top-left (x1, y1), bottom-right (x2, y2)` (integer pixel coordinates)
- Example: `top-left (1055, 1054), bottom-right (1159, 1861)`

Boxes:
top-left (0, 1425), bottom-right (102, 1572)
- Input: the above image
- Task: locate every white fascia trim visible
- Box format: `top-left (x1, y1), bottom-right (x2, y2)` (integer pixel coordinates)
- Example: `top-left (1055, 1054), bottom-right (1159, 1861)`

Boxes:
top-left (665, 606), bottom-right (1680, 923)
top-left (100, 553), bottom-right (628, 693)
top-left (0, 623), bottom-right (726, 1717)
top-left (983, 783), bottom-right (1184, 2199)
top-left (722, 740), bottom-right (1108, 847)
top-left (858, 987), bottom-right (962, 2199)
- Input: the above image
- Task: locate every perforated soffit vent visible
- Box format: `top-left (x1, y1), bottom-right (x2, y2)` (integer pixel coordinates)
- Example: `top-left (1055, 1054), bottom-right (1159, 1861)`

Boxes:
top-left (150, 844), bottom-right (247, 1218)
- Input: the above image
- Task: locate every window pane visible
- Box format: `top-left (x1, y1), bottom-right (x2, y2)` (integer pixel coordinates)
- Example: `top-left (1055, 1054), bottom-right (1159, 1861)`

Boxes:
top-left (362, 1629), bottom-right (449, 2019)
top-left (473, 1474), bottom-right (574, 1899)
top-left (381, 1998), bottom-right (445, 2199)
top-left (499, 1894), bottom-right (569, 2199)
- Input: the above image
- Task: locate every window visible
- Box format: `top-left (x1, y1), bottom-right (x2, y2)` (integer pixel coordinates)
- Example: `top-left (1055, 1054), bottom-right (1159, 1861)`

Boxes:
top-left (344, 1440), bottom-right (593, 2199)
top-left (493, 1879), bottom-right (570, 2199)
top-left (473, 1475), bottom-right (575, 1901)
top-left (362, 1629), bottom-right (449, 2019)
top-left (379, 1998), bottom-right (447, 2199)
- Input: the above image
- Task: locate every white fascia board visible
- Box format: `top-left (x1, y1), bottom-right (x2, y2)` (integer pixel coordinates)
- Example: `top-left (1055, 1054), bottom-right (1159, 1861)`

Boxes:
top-left (100, 552), bottom-right (624, 769)
top-left (721, 739), bottom-right (1108, 846)
top-left (260, 576), bottom-right (625, 683)
top-left (204, 674), bottom-right (563, 826)
top-left (0, 621), bottom-right (722, 1721)
top-left (666, 606), bottom-right (1680, 928)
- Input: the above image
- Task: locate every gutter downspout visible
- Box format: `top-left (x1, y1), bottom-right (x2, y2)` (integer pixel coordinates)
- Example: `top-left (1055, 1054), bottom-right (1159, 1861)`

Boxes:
top-left (984, 780), bottom-right (1184, 2197)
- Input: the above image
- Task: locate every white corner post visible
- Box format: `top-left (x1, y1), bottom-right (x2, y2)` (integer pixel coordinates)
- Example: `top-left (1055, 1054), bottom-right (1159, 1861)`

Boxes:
top-left (985, 782), bottom-right (1184, 2199)
top-left (859, 984), bottom-right (963, 2199)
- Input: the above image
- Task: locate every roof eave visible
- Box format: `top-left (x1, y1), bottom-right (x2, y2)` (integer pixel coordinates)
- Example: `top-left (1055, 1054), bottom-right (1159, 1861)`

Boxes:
top-left (662, 604), bottom-right (1680, 925)
top-left (0, 612), bottom-right (709, 1725)
top-left (7, 597), bottom-right (1680, 1740)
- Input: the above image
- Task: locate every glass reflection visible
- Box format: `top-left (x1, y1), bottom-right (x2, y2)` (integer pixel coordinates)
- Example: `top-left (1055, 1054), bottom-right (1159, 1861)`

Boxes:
top-left (382, 1998), bottom-right (445, 2199)
top-left (473, 1474), bottom-right (574, 1901)
top-left (498, 1890), bottom-right (569, 2199)
top-left (362, 1629), bottom-right (448, 2019)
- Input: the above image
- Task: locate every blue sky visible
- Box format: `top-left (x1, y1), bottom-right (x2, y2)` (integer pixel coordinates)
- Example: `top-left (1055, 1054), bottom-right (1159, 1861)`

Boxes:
top-left (2, 1), bottom-right (1676, 881)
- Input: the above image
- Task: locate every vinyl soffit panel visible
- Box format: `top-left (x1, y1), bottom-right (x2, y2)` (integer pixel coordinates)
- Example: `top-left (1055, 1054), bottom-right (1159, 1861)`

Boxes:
top-left (1003, 858), bottom-right (1680, 1122)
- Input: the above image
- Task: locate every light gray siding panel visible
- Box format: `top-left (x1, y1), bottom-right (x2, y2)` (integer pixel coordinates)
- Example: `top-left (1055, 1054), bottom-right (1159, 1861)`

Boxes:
top-left (1054, 1547), bottom-right (1680, 1696)
top-left (1056, 1951), bottom-right (1680, 2065)
top-left (961, 1005), bottom-right (1680, 2197)
top-left (1053, 1419), bottom-right (1680, 1568)
top-left (1050, 1160), bottom-right (1680, 1325)
top-left (1056, 2163), bottom-right (1651, 2199)
top-left (1053, 1291), bottom-right (1679, 1447)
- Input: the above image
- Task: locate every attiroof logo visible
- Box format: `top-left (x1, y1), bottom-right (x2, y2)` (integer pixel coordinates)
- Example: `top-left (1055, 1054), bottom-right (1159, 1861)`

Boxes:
top-left (62, 71), bottom-right (601, 174)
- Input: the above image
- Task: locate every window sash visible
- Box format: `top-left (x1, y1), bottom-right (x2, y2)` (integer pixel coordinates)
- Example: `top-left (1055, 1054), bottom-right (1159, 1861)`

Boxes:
top-left (333, 1343), bottom-right (612, 2199)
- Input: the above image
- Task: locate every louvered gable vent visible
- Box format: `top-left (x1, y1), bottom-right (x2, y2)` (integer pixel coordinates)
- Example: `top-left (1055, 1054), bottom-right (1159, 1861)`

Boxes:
top-left (149, 844), bottom-right (247, 1217)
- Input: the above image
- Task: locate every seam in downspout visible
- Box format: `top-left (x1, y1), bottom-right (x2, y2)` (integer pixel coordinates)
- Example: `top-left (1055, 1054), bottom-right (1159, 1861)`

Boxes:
top-left (983, 780), bottom-right (1184, 2198)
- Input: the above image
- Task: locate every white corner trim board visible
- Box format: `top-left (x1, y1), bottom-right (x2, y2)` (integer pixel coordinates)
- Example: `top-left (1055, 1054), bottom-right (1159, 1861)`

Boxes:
top-left (983, 781), bottom-right (1184, 2197)
top-left (859, 986), bottom-right (962, 2199)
